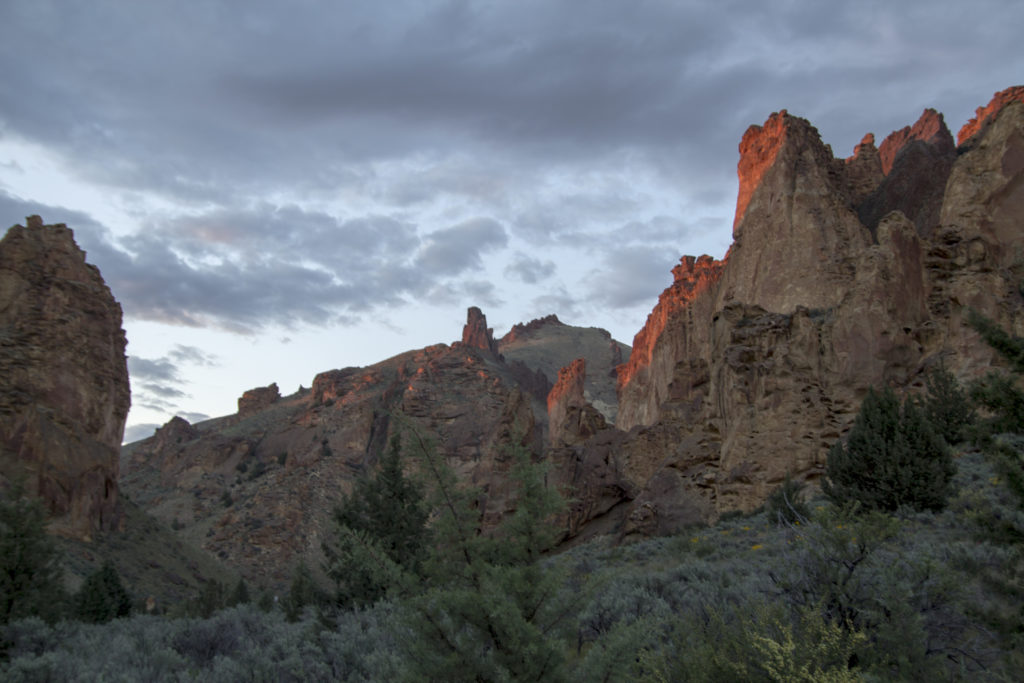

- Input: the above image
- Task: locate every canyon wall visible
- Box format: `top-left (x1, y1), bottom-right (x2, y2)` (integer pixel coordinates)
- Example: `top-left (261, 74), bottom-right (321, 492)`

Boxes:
top-left (609, 87), bottom-right (1024, 532)
top-left (0, 217), bottom-right (130, 539)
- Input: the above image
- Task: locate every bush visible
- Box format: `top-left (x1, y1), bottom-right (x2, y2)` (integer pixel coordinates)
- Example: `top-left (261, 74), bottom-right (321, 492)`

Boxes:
top-left (824, 387), bottom-right (955, 512)
top-left (73, 562), bottom-right (132, 623)
top-left (766, 474), bottom-right (809, 525)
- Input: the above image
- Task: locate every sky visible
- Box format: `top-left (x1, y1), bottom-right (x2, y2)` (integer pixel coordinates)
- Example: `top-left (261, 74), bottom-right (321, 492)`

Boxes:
top-left (1, 1), bottom-right (1021, 443)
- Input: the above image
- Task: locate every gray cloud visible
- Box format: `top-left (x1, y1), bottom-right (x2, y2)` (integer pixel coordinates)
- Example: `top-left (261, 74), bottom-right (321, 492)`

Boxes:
top-left (123, 423), bottom-right (159, 444)
top-left (505, 253), bottom-right (555, 284)
top-left (585, 246), bottom-right (679, 310)
top-left (3, 0), bottom-right (1022, 348)
top-left (416, 218), bottom-right (508, 274)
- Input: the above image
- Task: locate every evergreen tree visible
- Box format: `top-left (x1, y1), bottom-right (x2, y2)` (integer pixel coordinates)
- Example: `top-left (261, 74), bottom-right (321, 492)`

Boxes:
top-left (284, 561), bottom-right (322, 622)
top-left (73, 561), bottom-right (132, 623)
top-left (0, 480), bottom-right (65, 624)
top-left (323, 434), bottom-right (428, 608)
top-left (227, 577), bottom-right (250, 607)
top-left (921, 362), bottom-right (975, 445)
top-left (403, 426), bottom-right (572, 682)
top-left (825, 387), bottom-right (955, 512)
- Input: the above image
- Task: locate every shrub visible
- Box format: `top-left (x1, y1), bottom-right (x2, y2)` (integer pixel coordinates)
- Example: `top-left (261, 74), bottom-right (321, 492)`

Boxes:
top-left (824, 387), bottom-right (955, 512)
top-left (766, 474), bottom-right (809, 525)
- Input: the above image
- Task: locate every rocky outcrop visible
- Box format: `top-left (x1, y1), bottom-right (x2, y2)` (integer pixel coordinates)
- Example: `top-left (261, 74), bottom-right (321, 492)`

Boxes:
top-left (844, 133), bottom-right (884, 205)
top-left (547, 359), bottom-right (606, 447)
top-left (606, 88), bottom-right (1024, 534)
top-left (238, 382), bottom-right (280, 416)
top-left (859, 109), bottom-right (956, 238)
top-left (958, 86), bottom-right (1024, 145)
top-left (499, 314), bottom-right (629, 424)
top-left (460, 306), bottom-right (499, 355)
top-left (0, 217), bottom-right (129, 539)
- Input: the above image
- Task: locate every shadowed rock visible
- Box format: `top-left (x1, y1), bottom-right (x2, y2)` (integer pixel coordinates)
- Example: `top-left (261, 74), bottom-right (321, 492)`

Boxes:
top-left (0, 216), bottom-right (129, 539)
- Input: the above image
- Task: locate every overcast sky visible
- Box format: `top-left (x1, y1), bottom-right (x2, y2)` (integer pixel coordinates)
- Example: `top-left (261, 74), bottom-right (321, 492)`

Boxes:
top-left (1, 1), bottom-right (1021, 442)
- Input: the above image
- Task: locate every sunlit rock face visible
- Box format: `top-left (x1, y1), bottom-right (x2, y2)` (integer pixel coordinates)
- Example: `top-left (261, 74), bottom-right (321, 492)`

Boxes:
top-left (957, 85), bottom-right (1024, 145)
top-left (610, 87), bottom-right (1024, 534)
top-left (460, 305), bottom-right (499, 355)
top-left (0, 217), bottom-right (129, 539)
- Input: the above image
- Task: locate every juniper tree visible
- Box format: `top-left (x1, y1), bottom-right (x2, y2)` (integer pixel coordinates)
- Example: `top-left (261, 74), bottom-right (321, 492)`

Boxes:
top-left (322, 433), bottom-right (429, 608)
top-left (73, 561), bottom-right (132, 623)
top-left (824, 386), bottom-right (955, 512)
top-left (0, 480), bottom-right (65, 624)
top-left (401, 425), bottom-right (573, 682)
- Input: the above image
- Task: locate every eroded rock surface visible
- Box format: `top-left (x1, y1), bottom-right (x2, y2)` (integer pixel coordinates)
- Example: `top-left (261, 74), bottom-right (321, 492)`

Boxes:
top-left (0, 217), bottom-right (129, 539)
top-left (607, 89), bottom-right (1024, 535)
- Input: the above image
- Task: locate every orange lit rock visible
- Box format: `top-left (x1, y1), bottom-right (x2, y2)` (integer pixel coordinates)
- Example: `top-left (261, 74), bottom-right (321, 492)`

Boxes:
top-left (616, 254), bottom-right (724, 430)
top-left (859, 109), bottom-right (956, 238)
top-left (734, 110), bottom-right (789, 231)
top-left (460, 306), bottom-right (499, 355)
top-left (957, 85), bottom-right (1024, 145)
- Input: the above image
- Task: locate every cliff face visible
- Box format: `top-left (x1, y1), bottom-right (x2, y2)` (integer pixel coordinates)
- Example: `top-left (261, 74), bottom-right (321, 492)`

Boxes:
top-left (121, 307), bottom-right (631, 585)
top-left (0, 217), bottom-right (130, 539)
top-left (610, 87), bottom-right (1024, 532)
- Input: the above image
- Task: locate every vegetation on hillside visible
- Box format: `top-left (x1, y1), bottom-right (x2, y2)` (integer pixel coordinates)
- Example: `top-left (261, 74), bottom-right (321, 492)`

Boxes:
top-left (4, 316), bottom-right (1024, 679)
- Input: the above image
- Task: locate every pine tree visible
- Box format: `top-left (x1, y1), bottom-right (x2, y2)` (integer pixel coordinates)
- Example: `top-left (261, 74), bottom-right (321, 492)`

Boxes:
top-left (0, 480), bottom-right (65, 624)
top-left (73, 561), bottom-right (132, 623)
top-left (323, 433), bottom-right (428, 608)
top-left (403, 427), bottom-right (572, 682)
top-left (227, 577), bottom-right (250, 607)
top-left (921, 362), bottom-right (975, 445)
top-left (825, 387), bottom-right (955, 512)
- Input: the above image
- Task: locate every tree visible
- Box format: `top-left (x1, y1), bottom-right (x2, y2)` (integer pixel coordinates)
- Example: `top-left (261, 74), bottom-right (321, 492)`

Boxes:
top-left (824, 387), bottom-right (955, 512)
top-left (0, 480), bottom-right (65, 624)
top-left (322, 434), bottom-right (429, 608)
top-left (921, 362), bottom-right (975, 445)
top-left (402, 426), bottom-right (573, 682)
top-left (73, 561), bottom-right (132, 623)
top-left (283, 561), bottom-right (322, 622)
top-left (227, 577), bottom-right (250, 607)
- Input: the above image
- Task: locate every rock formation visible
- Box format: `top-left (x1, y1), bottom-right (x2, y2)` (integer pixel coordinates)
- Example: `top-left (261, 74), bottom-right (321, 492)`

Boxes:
top-left (237, 383), bottom-right (280, 416)
top-left (121, 308), bottom-right (637, 585)
top-left (605, 86), bottom-right (1024, 534)
top-left (460, 306), bottom-right (499, 355)
top-left (499, 313), bottom-right (630, 423)
top-left (0, 216), bottom-right (129, 539)
top-left (957, 85), bottom-right (1024, 145)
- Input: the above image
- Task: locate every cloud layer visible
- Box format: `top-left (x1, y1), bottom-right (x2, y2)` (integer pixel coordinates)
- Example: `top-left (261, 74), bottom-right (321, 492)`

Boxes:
top-left (2, 1), bottom-right (1022, 429)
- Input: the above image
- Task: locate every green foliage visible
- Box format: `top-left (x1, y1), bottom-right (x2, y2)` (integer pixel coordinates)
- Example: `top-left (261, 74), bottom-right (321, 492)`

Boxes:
top-left (226, 578), bottom-right (250, 607)
top-left (323, 434), bottom-right (429, 608)
top-left (401, 425), bottom-right (573, 682)
top-left (921, 361), bottom-right (976, 445)
top-left (73, 561), bottom-right (132, 623)
top-left (640, 602), bottom-right (865, 683)
top-left (0, 481), bottom-right (65, 625)
top-left (825, 387), bottom-right (955, 512)
top-left (766, 473), bottom-right (809, 525)
top-left (283, 562), bottom-right (322, 622)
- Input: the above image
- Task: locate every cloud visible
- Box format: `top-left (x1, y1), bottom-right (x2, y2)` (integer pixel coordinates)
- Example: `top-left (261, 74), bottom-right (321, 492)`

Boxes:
top-left (505, 253), bottom-right (555, 284)
top-left (123, 423), bottom-right (159, 444)
top-left (585, 245), bottom-right (678, 310)
top-left (416, 218), bottom-right (508, 274)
